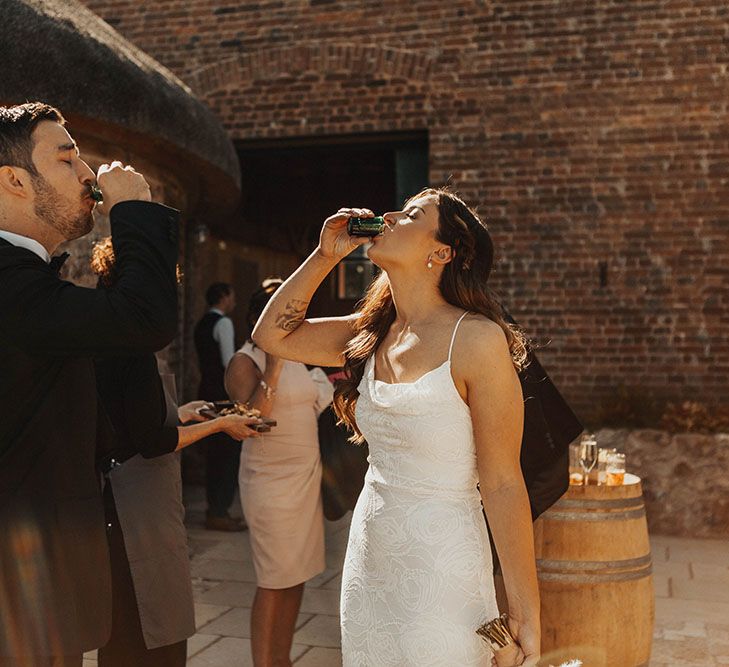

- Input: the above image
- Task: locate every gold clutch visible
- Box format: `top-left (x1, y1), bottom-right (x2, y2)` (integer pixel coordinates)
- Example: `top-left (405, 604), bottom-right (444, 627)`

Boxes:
top-left (476, 612), bottom-right (516, 651)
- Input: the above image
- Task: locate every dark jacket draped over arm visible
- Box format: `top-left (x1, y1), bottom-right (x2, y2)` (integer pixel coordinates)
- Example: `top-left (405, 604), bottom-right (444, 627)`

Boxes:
top-left (95, 354), bottom-right (179, 469)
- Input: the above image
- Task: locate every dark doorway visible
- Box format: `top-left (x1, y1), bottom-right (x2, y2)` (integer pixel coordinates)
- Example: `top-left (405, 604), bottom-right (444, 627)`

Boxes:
top-left (235, 132), bottom-right (429, 316)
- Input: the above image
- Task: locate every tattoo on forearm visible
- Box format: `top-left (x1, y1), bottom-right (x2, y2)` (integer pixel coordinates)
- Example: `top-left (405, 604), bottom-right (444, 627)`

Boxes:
top-left (275, 299), bottom-right (309, 332)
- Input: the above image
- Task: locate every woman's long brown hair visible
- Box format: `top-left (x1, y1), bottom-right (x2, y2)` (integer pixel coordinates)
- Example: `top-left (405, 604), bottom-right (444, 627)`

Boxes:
top-left (332, 187), bottom-right (528, 444)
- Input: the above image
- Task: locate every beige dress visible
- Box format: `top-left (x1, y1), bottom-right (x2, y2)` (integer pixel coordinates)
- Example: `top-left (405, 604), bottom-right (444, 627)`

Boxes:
top-left (237, 342), bottom-right (329, 589)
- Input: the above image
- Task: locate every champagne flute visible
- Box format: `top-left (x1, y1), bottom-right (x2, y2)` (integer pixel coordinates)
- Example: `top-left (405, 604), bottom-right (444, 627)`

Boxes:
top-left (580, 437), bottom-right (598, 486)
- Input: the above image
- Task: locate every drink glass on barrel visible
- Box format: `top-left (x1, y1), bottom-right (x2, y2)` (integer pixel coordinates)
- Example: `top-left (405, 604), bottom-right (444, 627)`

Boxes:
top-left (569, 443), bottom-right (583, 486)
top-left (606, 451), bottom-right (626, 486)
top-left (579, 435), bottom-right (598, 487)
top-left (597, 447), bottom-right (617, 485)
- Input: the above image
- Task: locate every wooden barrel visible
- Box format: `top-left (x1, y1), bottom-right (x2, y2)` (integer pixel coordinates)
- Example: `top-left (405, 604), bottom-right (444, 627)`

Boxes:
top-left (534, 474), bottom-right (654, 667)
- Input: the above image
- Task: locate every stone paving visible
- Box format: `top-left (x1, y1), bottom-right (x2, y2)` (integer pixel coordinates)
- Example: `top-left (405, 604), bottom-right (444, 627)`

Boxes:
top-left (649, 534), bottom-right (729, 667)
top-left (82, 487), bottom-right (729, 667)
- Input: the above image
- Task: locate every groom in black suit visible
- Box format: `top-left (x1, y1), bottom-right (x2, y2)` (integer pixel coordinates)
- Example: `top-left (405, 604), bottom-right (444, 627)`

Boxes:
top-left (0, 102), bottom-right (179, 666)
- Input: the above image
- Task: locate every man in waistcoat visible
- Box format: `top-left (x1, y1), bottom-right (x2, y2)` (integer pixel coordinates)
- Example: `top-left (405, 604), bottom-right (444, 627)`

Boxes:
top-left (193, 282), bottom-right (245, 531)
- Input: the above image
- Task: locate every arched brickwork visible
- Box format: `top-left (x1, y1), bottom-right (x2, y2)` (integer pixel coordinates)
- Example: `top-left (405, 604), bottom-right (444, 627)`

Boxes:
top-left (79, 0), bottom-right (729, 422)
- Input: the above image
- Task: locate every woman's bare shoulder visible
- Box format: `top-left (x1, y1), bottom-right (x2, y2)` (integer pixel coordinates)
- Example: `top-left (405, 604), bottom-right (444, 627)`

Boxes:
top-left (461, 312), bottom-right (507, 342)
top-left (456, 314), bottom-right (512, 371)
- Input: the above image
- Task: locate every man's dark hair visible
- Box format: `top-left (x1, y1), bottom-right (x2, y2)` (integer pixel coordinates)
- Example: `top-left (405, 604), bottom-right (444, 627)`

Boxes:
top-left (205, 282), bottom-right (233, 306)
top-left (0, 102), bottom-right (65, 175)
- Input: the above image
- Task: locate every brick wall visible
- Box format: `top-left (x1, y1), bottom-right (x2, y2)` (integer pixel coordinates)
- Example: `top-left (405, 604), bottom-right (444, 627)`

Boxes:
top-left (80, 0), bottom-right (729, 423)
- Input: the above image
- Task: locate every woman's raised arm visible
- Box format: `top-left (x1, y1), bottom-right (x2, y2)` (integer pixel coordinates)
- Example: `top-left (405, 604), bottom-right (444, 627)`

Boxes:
top-left (252, 207), bottom-right (373, 367)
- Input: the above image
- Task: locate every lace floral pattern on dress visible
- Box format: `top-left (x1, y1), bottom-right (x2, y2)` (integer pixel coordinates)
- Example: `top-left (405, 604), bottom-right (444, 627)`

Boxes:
top-left (341, 315), bottom-right (498, 666)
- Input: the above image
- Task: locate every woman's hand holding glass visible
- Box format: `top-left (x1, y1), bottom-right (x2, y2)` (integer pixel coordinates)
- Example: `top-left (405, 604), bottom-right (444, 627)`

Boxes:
top-left (317, 207), bottom-right (374, 261)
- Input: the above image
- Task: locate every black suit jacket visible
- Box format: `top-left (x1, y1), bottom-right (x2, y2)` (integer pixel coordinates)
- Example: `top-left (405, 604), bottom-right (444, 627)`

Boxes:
top-left (0, 201), bottom-right (179, 657)
top-left (95, 353), bottom-right (179, 471)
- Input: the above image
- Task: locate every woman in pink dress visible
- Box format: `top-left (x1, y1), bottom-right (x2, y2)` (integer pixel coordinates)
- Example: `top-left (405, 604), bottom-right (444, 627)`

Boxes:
top-left (225, 278), bottom-right (332, 667)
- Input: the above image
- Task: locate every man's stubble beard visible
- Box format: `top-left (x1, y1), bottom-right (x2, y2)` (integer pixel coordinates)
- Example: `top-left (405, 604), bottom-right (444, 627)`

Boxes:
top-left (32, 173), bottom-right (94, 242)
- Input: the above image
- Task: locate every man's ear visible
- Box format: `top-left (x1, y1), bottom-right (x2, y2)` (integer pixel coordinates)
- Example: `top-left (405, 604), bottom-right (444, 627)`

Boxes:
top-left (0, 165), bottom-right (30, 199)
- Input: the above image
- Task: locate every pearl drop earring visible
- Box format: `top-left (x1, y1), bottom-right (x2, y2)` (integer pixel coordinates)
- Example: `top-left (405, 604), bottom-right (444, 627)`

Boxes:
top-left (427, 256), bottom-right (433, 269)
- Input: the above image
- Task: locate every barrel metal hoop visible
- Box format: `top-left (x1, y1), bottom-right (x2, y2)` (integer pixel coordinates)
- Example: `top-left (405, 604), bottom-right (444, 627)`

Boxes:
top-left (553, 497), bottom-right (644, 511)
top-left (537, 554), bottom-right (653, 573)
top-left (543, 507), bottom-right (646, 522)
top-left (538, 564), bottom-right (653, 584)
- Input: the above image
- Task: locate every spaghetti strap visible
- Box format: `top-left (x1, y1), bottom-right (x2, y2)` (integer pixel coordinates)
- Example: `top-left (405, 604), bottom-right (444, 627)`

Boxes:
top-left (447, 311), bottom-right (470, 362)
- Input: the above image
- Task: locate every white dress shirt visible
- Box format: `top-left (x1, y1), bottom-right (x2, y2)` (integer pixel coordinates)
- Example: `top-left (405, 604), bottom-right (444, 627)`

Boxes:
top-left (0, 229), bottom-right (51, 263)
top-left (210, 308), bottom-right (236, 368)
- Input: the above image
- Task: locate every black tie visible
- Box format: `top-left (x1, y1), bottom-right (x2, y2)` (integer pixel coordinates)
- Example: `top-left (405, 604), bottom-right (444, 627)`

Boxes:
top-left (49, 252), bottom-right (70, 275)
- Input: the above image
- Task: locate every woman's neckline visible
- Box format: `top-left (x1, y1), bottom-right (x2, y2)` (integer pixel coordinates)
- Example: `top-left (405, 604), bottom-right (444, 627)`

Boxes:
top-left (370, 356), bottom-right (451, 387)
top-left (368, 310), bottom-right (469, 386)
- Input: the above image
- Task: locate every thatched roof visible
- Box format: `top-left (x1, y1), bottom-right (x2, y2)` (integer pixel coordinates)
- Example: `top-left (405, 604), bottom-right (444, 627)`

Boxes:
top-left (0, 0), bottom-right (241, 215)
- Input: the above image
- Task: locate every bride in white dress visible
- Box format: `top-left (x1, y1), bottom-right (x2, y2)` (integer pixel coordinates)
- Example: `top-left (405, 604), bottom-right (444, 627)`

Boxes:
top-left (252, 188), bottom-right (541, 666)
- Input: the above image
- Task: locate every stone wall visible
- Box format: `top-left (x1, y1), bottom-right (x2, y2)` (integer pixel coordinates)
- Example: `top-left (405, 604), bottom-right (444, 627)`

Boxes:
top-left (597, 428), bottom-right (729, 539)
top-left (79, 0), bottom-right (729, 423)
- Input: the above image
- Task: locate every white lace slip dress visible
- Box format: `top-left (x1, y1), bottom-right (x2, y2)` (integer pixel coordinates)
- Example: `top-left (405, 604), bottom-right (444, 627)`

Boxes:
top-left (341, 311), bottom-right (498, 666)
